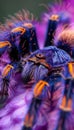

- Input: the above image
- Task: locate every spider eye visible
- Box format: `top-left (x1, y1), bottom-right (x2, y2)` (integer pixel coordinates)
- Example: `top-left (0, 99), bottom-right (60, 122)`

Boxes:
top-left (36, 53), bottom-right (45, 59)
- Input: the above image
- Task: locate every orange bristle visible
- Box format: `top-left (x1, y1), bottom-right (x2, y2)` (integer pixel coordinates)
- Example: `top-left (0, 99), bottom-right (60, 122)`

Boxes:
top-left (34, 80), bottom-right (49, 97)
top-left (11, 27), bottom-right (26, 35)
top-left (2, 64), bottom-right (14, 77)
top-left (0, 41), bottom-right (11, 48)
top-left (68, 62), bottom-right (74, 78)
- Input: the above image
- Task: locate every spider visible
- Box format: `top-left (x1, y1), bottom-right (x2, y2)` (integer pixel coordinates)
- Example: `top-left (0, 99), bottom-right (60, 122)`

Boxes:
top-left (0, 6), bottom-right (73, 130)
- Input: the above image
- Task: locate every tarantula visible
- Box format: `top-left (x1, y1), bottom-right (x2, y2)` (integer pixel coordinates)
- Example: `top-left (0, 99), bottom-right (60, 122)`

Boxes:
top-left (0, 1), bottom-right (74, 130)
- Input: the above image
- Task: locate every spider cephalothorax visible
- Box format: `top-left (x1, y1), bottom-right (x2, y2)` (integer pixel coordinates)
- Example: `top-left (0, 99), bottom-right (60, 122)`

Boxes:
top-left (21, 46), bottom-right (71, 84)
